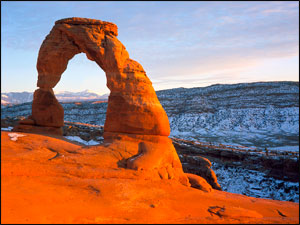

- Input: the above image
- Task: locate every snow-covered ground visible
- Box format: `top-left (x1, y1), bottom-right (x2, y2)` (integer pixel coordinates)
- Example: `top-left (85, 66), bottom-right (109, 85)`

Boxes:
top-left (268, 146), bottom-right (299, 152)
top-left (167, 106), bottom-right (299, 150)
top-left (1, 127), bottom-right (13, 131)
top-left (170, 128), bottom-right (299, 152)
top-left (212, 162), bottom-right (299, 203)
top-left (7, 132), bottom-right (26, 141)
top-left (157, 81), bottom-right (299, 151)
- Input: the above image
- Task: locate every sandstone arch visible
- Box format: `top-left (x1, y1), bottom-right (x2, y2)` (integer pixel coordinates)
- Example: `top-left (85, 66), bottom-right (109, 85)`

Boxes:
top-left (16, 17), bottom-right (170, 136)
top-left (12, 17), bottom-right (189, 186)
top-left (13, 18), bottom-right (221, 189)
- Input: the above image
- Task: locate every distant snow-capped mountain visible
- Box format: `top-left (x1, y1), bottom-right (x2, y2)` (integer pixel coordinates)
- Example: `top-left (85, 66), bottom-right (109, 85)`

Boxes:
top-left (1, 92), bottom-right (33, 105)
top-left (1, 90), bottom-right (108, 105)
top-left (54, 89), bottom-right (108, 102)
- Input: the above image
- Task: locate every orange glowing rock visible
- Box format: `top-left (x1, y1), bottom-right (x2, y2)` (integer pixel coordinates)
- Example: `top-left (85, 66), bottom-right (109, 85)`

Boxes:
top-left (12, 17), bottom-right (187, 189)
top-left (186, 173), bottom-right (213, 192)
top-left (31, 88), bottom-right (64, 128)
top-left (23, 17), bottom-right (169, 136)
top-left (104, 132), bottom-right (190, 186)
top-left (1, 131), bottom-right (299, 224)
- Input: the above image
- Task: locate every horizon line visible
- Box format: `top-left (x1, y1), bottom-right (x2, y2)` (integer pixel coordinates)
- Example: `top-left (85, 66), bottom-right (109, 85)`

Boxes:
top-left (1, 80), bottom-right (299, 94)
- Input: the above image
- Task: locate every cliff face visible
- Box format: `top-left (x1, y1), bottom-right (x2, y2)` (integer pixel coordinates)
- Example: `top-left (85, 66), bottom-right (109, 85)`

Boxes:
top-left (158, 81), bottom-right (299, 149)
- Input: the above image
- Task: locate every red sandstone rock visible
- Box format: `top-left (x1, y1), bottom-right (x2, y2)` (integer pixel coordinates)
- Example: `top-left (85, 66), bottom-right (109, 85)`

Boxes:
top-left (186, 173), bottom-right (213, 192)
top-left (12, 124), bottom-right (63, 136)
top-left (32, 88), bottom-right (64, 128)
top-left (2, 131), bottom-right (298, 224)
top-left (185, 155), bottom-right (221, 190)
top-left (208, 205), bottom-right (263, 218)
top-left (104, 132), bottom-right (190, 186)
top-left (55, 17), bottom-right (118, 36)
top-left (13, 17), bottom-right (218, 189)
top-left (19, 118), bottom-right (35, 125)
top-left (33, 17), bottom-right (170, 136)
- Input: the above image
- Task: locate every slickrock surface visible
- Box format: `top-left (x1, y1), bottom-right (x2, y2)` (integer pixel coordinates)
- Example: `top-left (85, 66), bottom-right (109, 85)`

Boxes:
top-left (2, 131), bottom-right (299, 224)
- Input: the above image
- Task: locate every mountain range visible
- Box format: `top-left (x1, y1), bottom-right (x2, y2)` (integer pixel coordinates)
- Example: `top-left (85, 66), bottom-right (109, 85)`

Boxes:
top-left (1, 89), bottom-right (108, 105)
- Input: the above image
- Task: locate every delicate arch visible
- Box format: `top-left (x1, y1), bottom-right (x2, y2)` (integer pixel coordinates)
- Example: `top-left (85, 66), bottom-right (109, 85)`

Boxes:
top-left (23, 17), bottom-right (170, 136)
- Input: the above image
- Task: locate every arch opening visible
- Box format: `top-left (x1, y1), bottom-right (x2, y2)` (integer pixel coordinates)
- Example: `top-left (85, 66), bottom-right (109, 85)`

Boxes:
top-left (53, 52), bottom-right (109, 101)
top-left (54, 53), bottom-right (109, 128)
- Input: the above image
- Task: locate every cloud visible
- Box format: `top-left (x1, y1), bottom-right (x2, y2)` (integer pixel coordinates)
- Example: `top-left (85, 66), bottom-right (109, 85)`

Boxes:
top-left (140, 36), bottom-right (298, 80)
top-left (262, 8), bottom-right (285, 14)
top-left (121, 1), bottom-right (299, 87)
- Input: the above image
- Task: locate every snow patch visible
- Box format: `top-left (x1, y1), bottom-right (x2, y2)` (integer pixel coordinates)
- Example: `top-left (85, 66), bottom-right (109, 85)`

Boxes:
top-left (8, 132), bottom-right (26, 141)
top-left (65, 136), bottom-right (99, 146)
top-left (1, 127), bottom-right (13, 131)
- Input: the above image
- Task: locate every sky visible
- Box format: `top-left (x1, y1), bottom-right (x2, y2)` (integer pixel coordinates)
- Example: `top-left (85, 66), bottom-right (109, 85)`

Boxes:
top-left (1, 1), bottom-right (299, 95)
